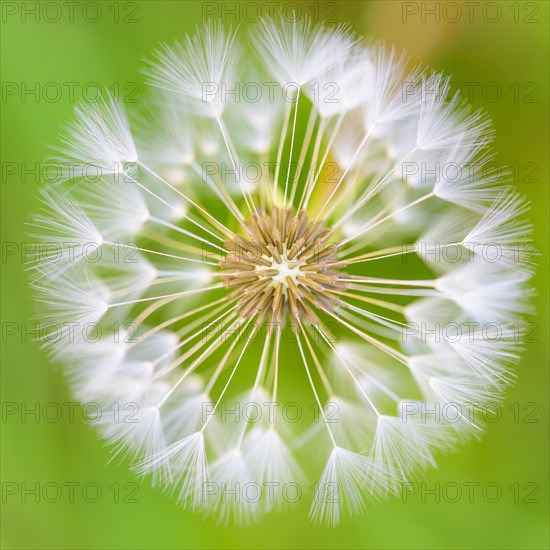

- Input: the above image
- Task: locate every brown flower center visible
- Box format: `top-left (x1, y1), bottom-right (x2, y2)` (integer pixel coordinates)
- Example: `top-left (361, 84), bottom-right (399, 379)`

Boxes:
top-left (221, 208), bottom-right (347, 331)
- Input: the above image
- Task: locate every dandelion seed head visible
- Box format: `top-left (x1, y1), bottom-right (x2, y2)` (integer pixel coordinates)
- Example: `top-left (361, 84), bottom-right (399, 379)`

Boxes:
top-left (31, 13), bottom-right (534, 526)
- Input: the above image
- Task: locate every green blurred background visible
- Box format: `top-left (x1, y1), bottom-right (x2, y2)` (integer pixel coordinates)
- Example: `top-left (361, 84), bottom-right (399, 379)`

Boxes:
top-left (1, 1), bottom-right (548, 548)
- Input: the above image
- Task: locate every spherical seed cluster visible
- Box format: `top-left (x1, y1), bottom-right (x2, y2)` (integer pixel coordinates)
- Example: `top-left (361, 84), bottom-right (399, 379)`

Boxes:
top-left (31, 13), bottom-right (534, 526)
top-left (222, 208), bottom-right (345, 328)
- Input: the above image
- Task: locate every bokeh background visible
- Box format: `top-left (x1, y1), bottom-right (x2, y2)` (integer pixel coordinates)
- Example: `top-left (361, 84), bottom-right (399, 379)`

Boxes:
top-left (1, 1), bottom-right (548, 548)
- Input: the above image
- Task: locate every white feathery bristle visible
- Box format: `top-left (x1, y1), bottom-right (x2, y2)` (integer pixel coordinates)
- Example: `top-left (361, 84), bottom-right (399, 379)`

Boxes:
top-left (416, 73), bottom-right (494, 150)
top-left (372, 413), bottom-right (445, 487)
top-left (433, 149), bottom-right (502, 211)
top-left (162, 391), bottom-right (213, 444)
top-left (436, 260), bottom-right (533, 323)
top-left (112, 361), bottom-right (159, 405)
top-left (418, 208), bottom-right (474, 245)
top-left (206, 448), bottom-right (259, 525)
top-left (428, 375), bottom-right (502, 437)
top-left (228, 83), bottom-right (285, 154)
top-left (324, 396), bottom-right (376, 452)
top-left (409, 353), bottom-right (502, 418)
top-left (103, 405), bottom-right (169, 485)
top-left (463, 190), bottom-right (534, 271)
top-left (363, 45), bottom-right (422, 128)
top-left (62, 339), bottom-right (127, 401)
top-left (331, 343), bottom-right (405, 397)
top-left (126, 330), bottom-right (179, 366)
top-left (331, 116), bottom-right (373, 171)
top-left (144, 20), bottom-right (237, 114)
top-left (33, 270), bottom-right (109, 355)
top-left (244, 427), bottom-right (302, 512)
top-left (408, 352), bottom-right (455, 395)
top-left (100, 256), bottom-right (157, 299)
top-left (305, 53), bottom-right (369, 118)
top-left (407, 353), bottom-right (503, 438)
top-left (54, 93), bottom-right (137, 179)
top-left (416, 209), bottom-right (478, 273)
top-left (429, 374), bottom-right (501, 405)
top-left (78, 178), bottom-right (149, 239)
top-left (404, 297), bottom-right (460, 335)
top-left (136, 431), bottom-right (207, 507)
top-left (79, 359), bottom-right (154, 407)
top-left (253, 14), bottom-right (358, 86)
top-left (62, 334), bottom-right (173, 404)
top-left (138, 93), bottom-right (195, 167)
top-left (203, 388), bottom-right (275, 452)
top-left (449, 328), bottom-right (520, 385)
top-left (28, 191), bottom-right (104, 278)
top-left (309, 447), bottom-right (385, 526)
